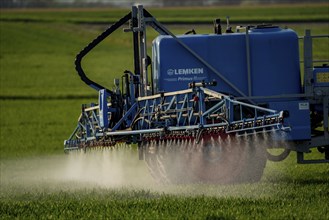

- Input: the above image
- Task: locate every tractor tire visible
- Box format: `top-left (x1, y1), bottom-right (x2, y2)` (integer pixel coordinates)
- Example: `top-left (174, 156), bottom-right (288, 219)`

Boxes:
top-left (142, 133), bottom-right (267, 184)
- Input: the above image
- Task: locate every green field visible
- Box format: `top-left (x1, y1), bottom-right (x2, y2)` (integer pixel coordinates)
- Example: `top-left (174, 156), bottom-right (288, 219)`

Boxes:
top-left (1, 4), bottom-right (329, 219)
top-left (1, 3), bottom-right (328, 24)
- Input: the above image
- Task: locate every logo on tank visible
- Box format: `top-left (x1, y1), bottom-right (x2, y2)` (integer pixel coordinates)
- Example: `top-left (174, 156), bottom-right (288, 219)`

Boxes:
top-left (167, 69), bottom-right (174, 76)
top-left (167, 68), bottom-right (204, 76)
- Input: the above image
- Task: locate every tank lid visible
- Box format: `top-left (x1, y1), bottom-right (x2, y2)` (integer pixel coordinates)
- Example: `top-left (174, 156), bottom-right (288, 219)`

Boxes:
top-left (255, 24), bottom-right (278, 29)
top-left (250, 24), bottom-right (281, 32)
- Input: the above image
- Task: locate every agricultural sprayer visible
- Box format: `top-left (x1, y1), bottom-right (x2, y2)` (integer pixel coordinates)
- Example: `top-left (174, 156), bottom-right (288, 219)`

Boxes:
top-left (64, 5), bottom-right (329, 184)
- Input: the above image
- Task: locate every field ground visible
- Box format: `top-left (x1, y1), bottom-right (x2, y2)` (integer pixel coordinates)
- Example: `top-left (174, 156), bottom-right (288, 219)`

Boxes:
top-left (1, 3), bottom-right (328, 24)
top-left (1, 4), bottom-right (329, 219)
top-left (0, 150), bottom-right (328, 219)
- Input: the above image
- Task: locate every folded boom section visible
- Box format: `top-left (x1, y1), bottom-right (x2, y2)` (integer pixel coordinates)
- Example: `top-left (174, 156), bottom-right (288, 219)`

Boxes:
top-left (64, 87), bottom-right (286, 152)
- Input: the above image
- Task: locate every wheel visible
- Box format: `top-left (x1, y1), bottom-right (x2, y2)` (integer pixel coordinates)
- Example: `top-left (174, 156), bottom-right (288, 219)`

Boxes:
top-left (142, 133), bottom-right (268, 184)
top-left (265, 135), bottom-right (292, 162)
top-left (189, 134), bottom-right (267, 184)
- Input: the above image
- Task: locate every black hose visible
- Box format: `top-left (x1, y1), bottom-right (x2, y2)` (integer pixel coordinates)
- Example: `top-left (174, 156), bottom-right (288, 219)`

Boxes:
top-left (266, 148), bottom-right (291, 162)
top-left (75, 12), bottom-right (132, 95)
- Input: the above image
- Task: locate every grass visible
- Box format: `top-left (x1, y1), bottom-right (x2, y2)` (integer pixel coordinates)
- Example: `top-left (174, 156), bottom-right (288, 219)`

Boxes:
top-left (0, 99), bottom-right (94, 158)
top-left (0, 5), bottom-right (329, 219)
top-left (0, 189), bottom-right (326, 219)
top-left (0, 152), bottom-right (328, 219)
top-left (0, 21), bottom-right (327, 98)
top-left (0, 21), bottom-right (97, 97)
top-left (0, 163), bottom-right (328, 219)
top-left (0, 3), bottom-right (328, 24)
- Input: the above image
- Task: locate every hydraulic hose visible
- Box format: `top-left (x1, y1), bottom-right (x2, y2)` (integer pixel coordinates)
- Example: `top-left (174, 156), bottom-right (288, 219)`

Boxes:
top-left (266, 148), bottom-right (291, 162)
top-left (75, 12), bottom-right (132, 95)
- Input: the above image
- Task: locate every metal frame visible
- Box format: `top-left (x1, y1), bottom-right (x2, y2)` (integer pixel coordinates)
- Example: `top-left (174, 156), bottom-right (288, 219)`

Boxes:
top-left (295, 30), bottom-right (329, 163)
top-left (236, 28), bottom-right (329, 163)
top-left (65, 86), bottom-right (286, 151)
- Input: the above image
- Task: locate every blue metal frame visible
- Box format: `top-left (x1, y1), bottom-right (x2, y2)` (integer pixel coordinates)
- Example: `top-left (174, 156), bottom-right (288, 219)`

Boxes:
top-left (64, 87), bottom-right (286, 151)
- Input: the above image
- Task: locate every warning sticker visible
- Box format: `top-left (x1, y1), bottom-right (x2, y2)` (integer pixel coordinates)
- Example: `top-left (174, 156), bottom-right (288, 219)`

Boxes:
top-left (299, 102), bottom-right (309, 110)
top-left (316, 72), bottom-right (329, 83)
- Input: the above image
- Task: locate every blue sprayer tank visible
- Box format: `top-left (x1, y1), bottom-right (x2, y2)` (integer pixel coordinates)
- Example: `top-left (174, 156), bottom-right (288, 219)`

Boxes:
top-left (152, 26), bottom-right (302, 101)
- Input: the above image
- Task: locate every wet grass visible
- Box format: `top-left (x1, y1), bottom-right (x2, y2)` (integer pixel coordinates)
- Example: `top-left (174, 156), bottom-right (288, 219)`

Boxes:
top-left (0, 168), bottom-right (328, 219)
